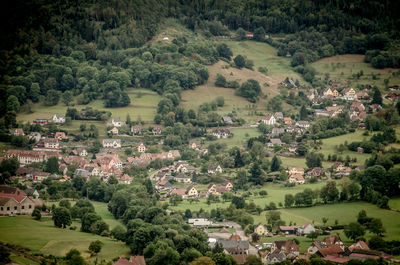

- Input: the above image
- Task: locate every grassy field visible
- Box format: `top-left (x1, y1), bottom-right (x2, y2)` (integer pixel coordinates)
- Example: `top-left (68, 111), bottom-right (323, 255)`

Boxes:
top-left (389, 197), bottom-right (400, 211)
top-left (9, 253), bottom-right (40, 265)
top-left (0, 216), bottom-right (129, 261)
top-left (311, 54), bottom-right (400, 89)
top-left (91, 201), bottom-right (125, 230)
top-left (181, 40), bottom-right (305, 121)
top-left (17, 88), bottom-right (161, 124)
top-left (207, 127), bottom-right (261, 148)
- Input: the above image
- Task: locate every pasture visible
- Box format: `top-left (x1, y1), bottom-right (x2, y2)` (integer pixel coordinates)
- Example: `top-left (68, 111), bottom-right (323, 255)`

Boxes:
top-left (0, 216), bottom-right (129, 261)
top-left (207, 127), bottom-right (261, 148)
top-left (311, 54), bottom-right (400, 89)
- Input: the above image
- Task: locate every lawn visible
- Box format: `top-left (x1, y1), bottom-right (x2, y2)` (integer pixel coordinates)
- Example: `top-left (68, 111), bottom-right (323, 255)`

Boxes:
top-left (0, 216), bottom-right (129, 261)
top-left (311, 54), bottom-right (400, 90)
top-left (389, 197), bottom-right (400, 211)
top-left (207, 127), bottom-right (261, 148)
top-left (17, 88), bottom-right (161, 124)
top-left (91, 201), bottom-right (125, 230)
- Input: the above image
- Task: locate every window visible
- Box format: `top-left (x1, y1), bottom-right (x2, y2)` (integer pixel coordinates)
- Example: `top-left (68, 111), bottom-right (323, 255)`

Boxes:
top-left (14, 206), bottom-right (17, 210)
top-left (7, 207), bottom-right (10, 211)
top-left (29, 205), bottom-right (32, 209)
top-left (0, 207), bottom-right (3, 211)
top-left (22, 206), bottom-right (25, 209)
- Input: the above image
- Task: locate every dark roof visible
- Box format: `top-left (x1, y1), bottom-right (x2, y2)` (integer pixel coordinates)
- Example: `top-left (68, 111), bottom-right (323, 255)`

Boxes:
top-left (0, 197), bottom-right (11, 206)
top-left (218, 239), bottom-right (249, 250)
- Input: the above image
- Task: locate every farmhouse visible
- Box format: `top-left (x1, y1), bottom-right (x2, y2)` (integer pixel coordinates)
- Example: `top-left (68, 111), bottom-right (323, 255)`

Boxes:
top-left (111, 117), bottom-right (124, 127)
top-left (137, 143), bottom-right (146, 153)
top-left (185, 186), bottom-right (198, 197)
top-left (52, 114), bottom-right (65, 123)
top-left (274, 112), bottom-right (284, 120)
top-left (288, 174), bottom-right (305, 185)
top-left (295, 121), bottom-right (310, 129)
top-left (173, 173), bottom-right (192, 183)
top-left (0, 185), bottom-right (36, 216)
top-left (212, 128), bottom-right (231, 139)
top-left (254, 223), bottom-right (269, 235)
top-left (297, 222), bottom-right (316, 235)
top-left (118, 174), bottom-right (133, 185)
top-left (222, 116), bottom-right (233, 124)
top-left (189, 140), bottom-right (201, 150)
top-left (208, 164), bottom-right (223, 174)
top-left (259, 115), bottom-right (276, 126)
top-left (10, 128), bottom-right (24, 136)
top-left (279, 226), bottom-right (297, 235)
top-left (103, 139), bottom-right (121, 148)
top-left (341, 87), bottom-right (356, 101)
top-left (152, 125), bottom-right (163, 135)
top-left (283, 117), bottom-right (292, 125)
top-left (216, 239), bottom-right (250, 255)
top-left (268, 138), bottom-right (283, 147)
top-left (131, 125), bottom-right (142, 135)
top-left (44, 138), bottom-right (60, 149)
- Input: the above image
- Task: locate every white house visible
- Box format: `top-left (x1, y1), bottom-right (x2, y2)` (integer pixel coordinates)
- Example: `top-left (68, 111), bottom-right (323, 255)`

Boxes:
top-left (137, 143), bottom-right (146, 153)
top-left (102, 139), bottom-right (121, 148)
top-left (260, 115), bottom-right (276, 125)
top-left (208, 165), bottom-right (223, 174)
top-left (297, 222), bottom-right (316, 235)
top-left (52, 114), bottom-right (65, 124)
top-left (111, 117), bottom-right (124, 127)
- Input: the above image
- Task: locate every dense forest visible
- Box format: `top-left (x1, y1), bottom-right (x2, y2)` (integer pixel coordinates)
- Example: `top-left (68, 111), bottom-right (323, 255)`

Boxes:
top-left (1, 0), bottom-right (400, 126)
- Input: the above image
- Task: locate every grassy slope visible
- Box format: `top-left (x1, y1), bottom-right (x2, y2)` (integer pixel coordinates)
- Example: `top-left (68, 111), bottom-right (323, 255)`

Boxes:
top-left (311, 54), bottom-right (400, 89)
top-left (0, 216), bottom-right (129, 261)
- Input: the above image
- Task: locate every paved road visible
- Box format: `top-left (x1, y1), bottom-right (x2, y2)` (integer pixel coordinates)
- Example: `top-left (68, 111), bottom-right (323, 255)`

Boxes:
top-left (207, 221), bottom-right (259, 256)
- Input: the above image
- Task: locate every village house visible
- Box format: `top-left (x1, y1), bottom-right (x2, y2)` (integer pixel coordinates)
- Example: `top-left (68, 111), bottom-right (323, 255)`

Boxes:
top-left (108, 127), bottom-right (119, 135)
top-left (152, 125), bottom-right (163, 135)
top-left (283, 117), bottom-right (292, 125)
top-left (297, 222), bottom-right (316, 235)
top-left (212, 128), bottom-right (231, 139)
top-left (111, 117), bottom-right (124, 127)
top-left (271, 128), bottom-right (285, 138)
top-left (188, 218), bottom-right (212, 226)
top-left (274, 240), bottom-right (300, 258)
top-left (287, 167), bottom-right (304, 176)
top-left (222, 181), bottom-right (234, 191)
top-left (33, 118), bottom-right (48, 125)
top-left (185, 186), bottom-right (198, 197)
top-left (55, 132), bottom-right (67, 140)
top-left (259, 115), bottom-right (276, 126)
top-left (52, 114), bottom-right (65, 124)
top-left (208, 164), bottom-right (223, 174)
top-left (222, 116), bottom-right (233, 124)
top-left (78, 149), bottom-right (88, 157)
top-left (6, 150), bottom-right (59, 166)
top-left (131, 125), bottom-right (142, 135)
top-left (207, 183), bottom-right (217, 194)
top-left (322, 87), bottom-right (334, 97)
top-left (279, 226), bottom-right (297, 235)
top-left (10, 128), bottom-right (24, 136)
top-left (385, 92), bottom-right (399, 101)
top-left (335, 166), bottom-right (352, 177)
top-left (215, 239), bottom-right (250, 255)
top-left (341, 87), bottom-right (356, 101)
top-left (172, 173), bottom-right (192, 183)
top-left (103, 139), bottom-right (121, 148)
top-left (295, 121), bottom-right (310, 129)
top-left (306, 167), bottom-right (324, 178)
top-left (326, 105), bottom-right (345, 117)
top-left (0, 185), bottom-right (37, 216)
top-left (288, 143), bottom-right (298, 153)
top-left (274, 112), bottom-right (284, 120)
top-left (355, 91), bottom-right (370, 100)
top-left (268, 138), bottom-right (283, 148)
top-left (263, 252), bottom-right (286, 264)
top-left (350, 102), bottom-right (365, 113)
top-left (118, 174), bottom-right (133, 184)
top-left (25, 188), bottom-right (40, 198)
top-left (368, 104), bottom-right (382, 113)
top-left (137, 143), bottom-right (146, 153)
top-left (28, 132), bottom-right (41, 142)
top-left (308, 236), bottom-right (345, 256)
top-left (332, 162), bottom-right (346, 172)
top-left (314, 109), bottom-right (330, 117)
top-left (189, 140), bottom-right (201, 150)
top-left (254, 223), bottom-right (269, 235)
top-left (288, 174), bottom-right (305, 185)
top-left (44, 138), bottom-right (60, 149)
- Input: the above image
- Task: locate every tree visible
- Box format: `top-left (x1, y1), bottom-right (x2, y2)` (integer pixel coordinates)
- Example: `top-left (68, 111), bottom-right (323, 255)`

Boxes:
top-left (249, 162), bottom-right (263, 185)
top-left (368, 218), bottom-right (385, 236)
top-left (306, 153), bottom-right (322, 168)
top-left (6, 95), bottom-right (20, 112)
top-left (190, 257), bottom-right (216, 265)
top-left (216, 43), bottom-right (233, 60)
top-left (253, 27), bottom-right (266, 41)
top-left (371, 87), bottom-right (382, 105)
top-left (52, 207), bottom-right (72, 228)
top-left (32, 207), bottom-right (41, 220)
top-left (307, 231), bottom-right (319, 240)
top-left (45, 89), bottom-right (61, 106)
top-left (185, 209), bottom-right (192, 219)
top-left (145, 179), bottom-right (154, 195)
top-left (284, 194), bottom-right (295, 207)
top-left (126, 113), bottom-right (131, 126)
top-left (111, 225), bottom-right (126, 241)
top-left (299, 105), bottom-right (308, 120)
top-left (59, 199), bottom-right (71, 209)
top-left (65, 249), bottom-right (85, 265)
top-left (62, 91), bottom-right (73, 106)
top-left (46, 157), bottom-right (59, 174)
top-left (88, 240), bottom-right (103, 255)
top-left (296, 144), bottom-right (308, 156)
top-left (322, 217), bottom-right (329, 226)
top-left (81, 212), bottom-right (101, 232)
top-left (232, 196), bottom-right (245, 209)
top-left (320, 181), bottom-right (339, 203)
top-left (236, 27), bottom-right (246, 40)
top-left (344, 222), bottom-right (365, 241)
top-left (0, 246), bottom-right (11, 264)
top-left (270, 155), bottom-right (281, 171)
top-left (234, 55), bottom-right (246, 68)
top-left (266, 210), bottom-right (282, 229)
top-left (0, 157), bottom-right (19, 184)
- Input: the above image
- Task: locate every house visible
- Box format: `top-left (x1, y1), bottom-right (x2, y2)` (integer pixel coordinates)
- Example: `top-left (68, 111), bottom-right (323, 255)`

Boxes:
top-left (314, 109), bottom-right (330, 117)
top-left (274, 112), bottom-right (284, 120)
top-left (368, 104), bottom-right (382, 113)
top-left (55, 132), bottom-right (67, 140)
top-left (152, 125), bottom-right (163, 135)
top-left (212, 128), bottom-right (231, 139)
top-left (348, 241), bottom-right (370, 252)
top-left (231, 254), bottom-right (250, 265)
top-left (254, 223), bottom-right (269, 235)
top-left (188, 218), bottom-right (212, 226)
top-left (222, 116), bottom-right (233, 124)
top-left (118, 174), bottom-right (133, 184)
top-left (189, 141), bottom-right (201, 150)
top-left (357, 147), bottom-right (364, 153)
top-left (33, 118), bottom-right (48, 125)
top-left (306, 167), bottom-right (324, 178)
top-left (385, 92), bottom-right (399, 101)
top-left (279, 226), bottom-right (297, 235)
top-left (289, 174), bottom-right (305, 185)
top-left (322, 255), bottom-right (350, 264)
top-left (297, 222), bottom-right (316, 235)
top-left (185, 186), bottom-right (198, 197)
top-left (28, 132), bottom-right (41, 142)
top-left (173, 173), bottom-right (192, 183)
top-left (6, 150), bottom-right (55, 166)
top-left (287, 167), bottom-right (304, 176)
top-left (131, 126), bottom-right (142, 135)
top-left (111, 117), bottom-right (124, 127)
top-left (10, 128), bottom-right (24, 136)
top-left (356, 91), bottom-right (370, 100)
top-left (308, 236), bottom-right (345, 256)
top-left (52, 114), bottom-right (65, 124)
top-left (207, 183), bottom-right (217, 194)
top-left (44, 138), bottom-right (60, 149)
top-left (208, 165), bottom-right (223, 174)
top-left (274, 240), bottom-right (300, 257)
top-left (350, 102), bottom-right (365, 113)
top-left (335, 167), bottom-right (352, 177)
top-left (223, 181), bottom-right (233, 191)
top-left (283, 117), bottom-right (292, 125)
top-left (155, 179), bottom-right (172, 190)
top-left (108, 127), bottom-right (119, 135)
top-left (78, 149), bottom-right (88, 157)
top-left (103, 139), bottom-right (121, 148)
top-left (216, 239), bottom-right (250, 255)
top-left (113, 256), bottom-right (146, 265)
top-left (137, 143), bottom-right (146, 153)
top-left (342, 88), bottom-right (356, 101)
top-left (25, 188), bottom-right (39, 198)
top-left (322, 88), bottom-right (334, 97)
top-left (264, 252), bottom-right (286, 264)
top-left (0, 185), bottom-right (36, 216)
top-left (32, 171), bottom-right (51, 182)
top-left (326, 105), bottom-right (345, 117)
top-left (271, 128), bottom-right (285, 138)
top-left (295, 121), bottom-right (310, 129)
top-left (288, 143), bottom-right (298, 153)
top-left (260, 115), bottom-right (276, 126)
top-left (268, 138), bottom-right (283, 147)
top-left (332, 162), bottom-right (345, 172)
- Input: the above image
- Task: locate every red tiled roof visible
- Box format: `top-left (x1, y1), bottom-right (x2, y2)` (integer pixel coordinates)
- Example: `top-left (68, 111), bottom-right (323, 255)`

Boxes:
top-left (319, 245), bottom-right (343, 257)
top-left (231, 254), bottom-right (249, 264)
top-left (322, 255), bottom-right (350, 264)
top-left (0, 185), bottom-right (27, 203)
